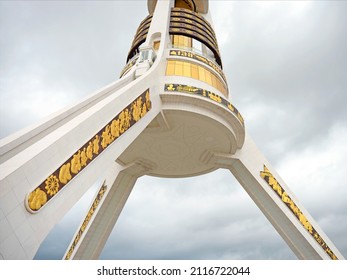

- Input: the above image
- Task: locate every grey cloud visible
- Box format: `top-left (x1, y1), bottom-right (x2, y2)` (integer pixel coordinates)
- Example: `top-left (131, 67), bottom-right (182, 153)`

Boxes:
top-left (215, 1), bottom-right (347, 162)
top-left (0, 1), bottom-right (147, 136)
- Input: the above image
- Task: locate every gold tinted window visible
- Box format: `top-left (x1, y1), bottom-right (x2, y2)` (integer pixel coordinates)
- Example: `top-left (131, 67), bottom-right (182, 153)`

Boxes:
top-left (198, 65), bottom-right (205, 82)
top-left (191, 64), bottom-right (199, 79)
top-left (153, 41), bottom-right (160, 50)
top-left (166, 61), bottom-right (175, 76)
top-left (166, 60), bottom-right (227, 96)
top-left (183, 62), bottom-right (191, 76)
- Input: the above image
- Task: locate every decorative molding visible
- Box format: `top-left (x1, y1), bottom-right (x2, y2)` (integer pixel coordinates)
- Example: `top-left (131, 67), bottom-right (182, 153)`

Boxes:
top-left (164, 83), bottom-right (244, 126)
top-left (260, 165), bottom-right (338, 260)
top-left (26, 90), bottom-right (151, 213)
top-left (64, 183), bottom-right (107, 260)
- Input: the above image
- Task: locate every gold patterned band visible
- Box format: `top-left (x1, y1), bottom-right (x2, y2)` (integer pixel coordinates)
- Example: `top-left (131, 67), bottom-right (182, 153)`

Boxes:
top-left (164, 83), bottom-right (244, 126)
top-left (260, 165), bottom-right (338, 260)
top-left (64, 183), bottom-right (107, 260)
top-left (26, 90), bottom-right (151, 213)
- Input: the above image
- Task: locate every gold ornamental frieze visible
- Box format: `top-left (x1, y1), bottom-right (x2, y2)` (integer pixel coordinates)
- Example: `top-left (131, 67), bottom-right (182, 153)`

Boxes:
top-left (260, 165), bottom-right (338, 260)
top-left (64, 183), bottom-right (107, 260)
top-left (164, 83), bottom-right (244, 126)
top-left (26, 90), bottom-right (151, 213)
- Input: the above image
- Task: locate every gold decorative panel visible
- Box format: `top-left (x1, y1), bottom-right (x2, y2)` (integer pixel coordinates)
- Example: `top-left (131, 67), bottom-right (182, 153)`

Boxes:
top-left (164, 83), bottom-right (244, 126)
top-left (26, 90), bottom-right (151, 213)
top-left (64, 183), bottom-right (107, 260)
top-left (260, 165), bottom-right (338, 260)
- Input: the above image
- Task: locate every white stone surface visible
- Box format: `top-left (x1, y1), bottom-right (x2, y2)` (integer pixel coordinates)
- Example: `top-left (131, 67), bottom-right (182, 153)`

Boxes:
top-left (7, 204), bottom-right (27, 232)
top-left (0, 190), bottom-right (18, 217)
top-left (0, 233), bottom-right (26, 259)
top-left (0, 216), bottom-right (12, 241)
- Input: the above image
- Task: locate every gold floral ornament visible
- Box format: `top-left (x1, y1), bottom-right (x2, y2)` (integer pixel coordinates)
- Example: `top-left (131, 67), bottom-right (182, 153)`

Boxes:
top-left (111, 119), bottom-right (120, 139)
top-left (80, 148), bottom-right (88, 167)
top-left (93, 135), bottom-right (100, 154)
top-left (132, 97), bottom-right (143, 122)
top-left (208, 93), bottom-right (222, 103)
top-left (59, 163), bottom-right (71, 184)
top-left (71, 151), bottom-right (82, 174)
top-left (45, 175), bottom-right (60, 196)
top-left (145, 90), bottom-right (151, 110)
top-left (28, 188), bottom-right (47, 211)
top-left (101, 125), bottom-right (112, 149)
top-left (86, 142), bottom-right (93, 160)
top-left (227, 103), bottom-right (235, 112)
top-left (166, 84), bottom-right (175, 91)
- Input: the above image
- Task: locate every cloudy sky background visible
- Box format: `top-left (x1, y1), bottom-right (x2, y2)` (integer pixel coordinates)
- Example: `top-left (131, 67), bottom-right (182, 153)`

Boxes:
top-left (0, 1), bottom-right (346, 260)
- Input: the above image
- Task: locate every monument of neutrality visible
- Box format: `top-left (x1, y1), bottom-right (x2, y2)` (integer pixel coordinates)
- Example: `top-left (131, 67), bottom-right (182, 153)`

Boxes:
top-left (0, 0), bottom-right (344, 260)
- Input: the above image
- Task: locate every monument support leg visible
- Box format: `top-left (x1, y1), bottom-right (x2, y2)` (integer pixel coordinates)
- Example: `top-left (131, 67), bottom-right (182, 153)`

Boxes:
top-left (208, 133), bottom-right (344, 260)
top-left (65, 161), bottom-right (151, 260)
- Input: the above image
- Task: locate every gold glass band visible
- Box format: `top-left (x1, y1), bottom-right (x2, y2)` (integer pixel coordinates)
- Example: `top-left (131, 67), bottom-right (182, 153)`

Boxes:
top-left (166, 59), bottom-right (228, 96)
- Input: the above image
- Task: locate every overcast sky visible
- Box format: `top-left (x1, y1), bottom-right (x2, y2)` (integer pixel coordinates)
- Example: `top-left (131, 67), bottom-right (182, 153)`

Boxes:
top-left (1, 1), bottom-right (346, 260)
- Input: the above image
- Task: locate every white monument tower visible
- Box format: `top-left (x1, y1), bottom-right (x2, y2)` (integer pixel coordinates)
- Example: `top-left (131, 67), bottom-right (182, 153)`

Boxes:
top-left (0, 0), bottom-right (344, 260)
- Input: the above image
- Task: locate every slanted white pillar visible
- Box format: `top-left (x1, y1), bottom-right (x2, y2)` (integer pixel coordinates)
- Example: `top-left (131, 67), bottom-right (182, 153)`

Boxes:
top-left (207, 133), bottom-right (345, 260)
top-left (64, 161), bottom-right (152, 260)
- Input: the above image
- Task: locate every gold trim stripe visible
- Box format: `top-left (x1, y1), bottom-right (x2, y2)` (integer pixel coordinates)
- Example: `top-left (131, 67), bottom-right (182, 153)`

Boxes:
top-left (164, 83), bottom-right (244, 126)
top-left (260, 165), bottom-right (338, 260)
top-left (26, 90), bottom-right (151, 213)
top-left (64, 183), bottom-right (107, 260)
